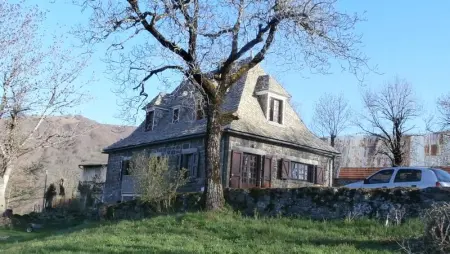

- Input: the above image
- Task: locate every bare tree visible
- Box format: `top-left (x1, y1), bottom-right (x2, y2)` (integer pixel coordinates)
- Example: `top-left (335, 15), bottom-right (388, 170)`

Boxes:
top-left (76, 0), bottom-right (368, 210)
top-left (312, 93), bottom-right (351, 147)
top-left (0, 2), bottom-right (88, 212)
top-left (438, 93), bottom-right (450, 129)
top-left (358, 78), bottom-right (421, 167)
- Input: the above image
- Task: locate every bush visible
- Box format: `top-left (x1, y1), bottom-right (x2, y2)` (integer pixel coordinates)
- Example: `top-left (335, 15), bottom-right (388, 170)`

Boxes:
top-left (423, 203), bottom-right (450, 254)
top-left (129, 154), bottom-right (188, 212)
top-left (0, 217), bottom-right (13, 229)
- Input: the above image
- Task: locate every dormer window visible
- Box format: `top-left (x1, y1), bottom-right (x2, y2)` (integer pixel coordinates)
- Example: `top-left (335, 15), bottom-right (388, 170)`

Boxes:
top-left (172, 108), bottom-right (180, 123)
top-left (196, 99), bottom-right (205, 120)
top-left (269, 98), bottom-right (283, 124)
top-left (145, 110), bottom-right (154, 131)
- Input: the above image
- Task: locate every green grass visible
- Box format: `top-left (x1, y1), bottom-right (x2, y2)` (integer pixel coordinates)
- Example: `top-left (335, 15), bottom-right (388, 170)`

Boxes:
top-left (0, 211), bottom-right (423, 253)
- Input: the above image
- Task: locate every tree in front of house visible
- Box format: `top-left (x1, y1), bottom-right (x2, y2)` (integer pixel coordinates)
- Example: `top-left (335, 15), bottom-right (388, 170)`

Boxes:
top-left (357, 78), bottom-right (421, 167)
top-left (0, 2), bottom-right (88, 212)
top-left (77, 0), bottom-right (368, 210)
top-left (312, 93), bottom-right (352, 147)
top-left (129, 154), bottom-right (188, 212)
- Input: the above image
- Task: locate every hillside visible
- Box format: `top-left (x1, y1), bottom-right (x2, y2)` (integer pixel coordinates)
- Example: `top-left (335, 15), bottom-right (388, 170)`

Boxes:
top-left (6, 116), bottom-right (135, 213)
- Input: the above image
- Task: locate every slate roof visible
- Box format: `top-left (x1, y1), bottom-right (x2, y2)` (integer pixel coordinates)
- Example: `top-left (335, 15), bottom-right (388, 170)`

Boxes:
top-left (255, 75), bottom-right (290, 97)
top-left (104, 64), bottom-right (338, 154)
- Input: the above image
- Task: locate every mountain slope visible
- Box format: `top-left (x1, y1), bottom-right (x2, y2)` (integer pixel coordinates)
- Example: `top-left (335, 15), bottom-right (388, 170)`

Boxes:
top-left (6, 115), bottom-right (135, 213)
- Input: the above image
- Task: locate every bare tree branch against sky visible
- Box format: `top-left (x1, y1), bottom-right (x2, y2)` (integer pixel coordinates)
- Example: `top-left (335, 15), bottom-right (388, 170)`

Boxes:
top-left (74, 0), bottom-right (368, 210)
top-left (312, 93), bottom-right (352, 147)
top-left (357, 78), bottom-right (422, 166)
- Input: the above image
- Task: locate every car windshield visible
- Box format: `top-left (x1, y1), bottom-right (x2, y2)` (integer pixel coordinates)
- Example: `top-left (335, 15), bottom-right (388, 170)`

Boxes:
top-left (431, 169), bottom-right (450, 182)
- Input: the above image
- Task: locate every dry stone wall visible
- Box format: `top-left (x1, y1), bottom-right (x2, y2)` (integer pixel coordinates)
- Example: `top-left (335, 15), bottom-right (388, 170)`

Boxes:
top-left (102, 187), bottom-right (450, 221)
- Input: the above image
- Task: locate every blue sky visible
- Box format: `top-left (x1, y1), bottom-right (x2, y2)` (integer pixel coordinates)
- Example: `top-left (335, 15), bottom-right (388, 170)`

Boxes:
top-left (30, 1), bottom-right (450, 134)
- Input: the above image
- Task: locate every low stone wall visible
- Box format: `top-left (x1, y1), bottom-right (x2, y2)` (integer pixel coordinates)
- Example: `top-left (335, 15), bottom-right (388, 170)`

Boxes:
top-left (101, 187), bottom-right (450, 221)
top-left (225, 187), bottom-right (450, 220)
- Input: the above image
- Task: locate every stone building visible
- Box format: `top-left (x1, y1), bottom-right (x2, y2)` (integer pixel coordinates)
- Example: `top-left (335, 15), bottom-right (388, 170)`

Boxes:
top-left (333, 132), bottom-right (450, 186)
top-left (102, 64), bottom-right (338, 202)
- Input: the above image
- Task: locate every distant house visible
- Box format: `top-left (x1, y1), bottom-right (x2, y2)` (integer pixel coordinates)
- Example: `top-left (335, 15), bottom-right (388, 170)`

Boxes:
top-left (102, 64), bottom-right (339, 202)
top-left (333, 132), bottom-right (450, 186)
top-left (78, 163), bottom-right (107, 206)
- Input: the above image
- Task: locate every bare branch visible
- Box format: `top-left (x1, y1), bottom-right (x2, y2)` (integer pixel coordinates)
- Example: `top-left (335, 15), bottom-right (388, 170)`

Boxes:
top-left (358, 78), bottom-right (421, 166)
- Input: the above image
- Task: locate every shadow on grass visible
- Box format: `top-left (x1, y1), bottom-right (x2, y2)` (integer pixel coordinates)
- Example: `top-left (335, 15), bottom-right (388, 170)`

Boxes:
top-left (307, 239), bottom-right (400, 252)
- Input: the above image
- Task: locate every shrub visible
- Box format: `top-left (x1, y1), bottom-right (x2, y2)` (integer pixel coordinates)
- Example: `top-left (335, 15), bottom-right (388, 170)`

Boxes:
top-left (423, 203), bottom-right (450, 254)
top-left (129, 154), bottom-right (188, 212)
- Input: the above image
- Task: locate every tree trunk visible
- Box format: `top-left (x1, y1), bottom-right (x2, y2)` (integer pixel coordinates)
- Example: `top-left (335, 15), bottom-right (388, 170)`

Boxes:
top-left (330, 135), bottom-right (336, 147)
top-left (203, 102), bottom-right (225, 211)
top-left (393, 153), bottom-right (403, 167)
top-left (0, 175), bottom-right (9, 213)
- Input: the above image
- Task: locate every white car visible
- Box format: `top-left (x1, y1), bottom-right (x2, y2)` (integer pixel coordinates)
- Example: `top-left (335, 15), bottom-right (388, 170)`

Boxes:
top-left (344, 167), bottom-right (450, 189)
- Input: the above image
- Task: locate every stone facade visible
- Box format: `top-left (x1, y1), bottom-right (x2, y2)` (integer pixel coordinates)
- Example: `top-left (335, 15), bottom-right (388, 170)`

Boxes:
top-left (102, 63), bottom-right (338, 203)
top-left (103, 138), bottom-right (206, 203)
top-left (226, 135), bottom-right (333, 188)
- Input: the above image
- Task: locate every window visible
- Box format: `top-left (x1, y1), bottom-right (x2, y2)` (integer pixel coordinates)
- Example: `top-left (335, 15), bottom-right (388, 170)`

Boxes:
top-left (145, 110), bottom-right (154, 131)
top-left (269, 98), bottom-right (282, 124)
top-left (121, 159), bottom-right (131, 176)
top-left (431, 169), bottom-right (450, 182)
top-left (180, 153), bottom-right (198, 179)
top-left (366, 169), bottom-right (394, 184)
top-left (172, 108), bottom-right (179, 123)
top-left (196, 99), bottom-right (204, 120)
top-left (291, 162), bottom-right (308, 180)
top-left (279, 160), bottom-right (316, 182)
top-left (394, 169), bottom-right (421, 183)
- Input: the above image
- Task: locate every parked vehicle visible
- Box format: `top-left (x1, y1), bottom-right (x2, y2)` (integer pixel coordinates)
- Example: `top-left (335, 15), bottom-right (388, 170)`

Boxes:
top-left (344, 167), bottom-right (450, 189)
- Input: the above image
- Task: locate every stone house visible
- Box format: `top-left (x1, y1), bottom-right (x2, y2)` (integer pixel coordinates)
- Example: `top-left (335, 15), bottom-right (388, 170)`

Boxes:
top-left (333, 132), bottom-right (450, 186)
top-left (102, 64), bottom-right (339, 202)
top-left (78, 163), bottom-right (107, 207)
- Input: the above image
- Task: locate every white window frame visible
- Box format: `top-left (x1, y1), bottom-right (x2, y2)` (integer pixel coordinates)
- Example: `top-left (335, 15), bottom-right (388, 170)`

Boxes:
top-left (145, 110), bottom-right (155, 131)
top-left (264, 92), bottom-right (286, 125)
top-left (172, 106), bottom-right (180, 123)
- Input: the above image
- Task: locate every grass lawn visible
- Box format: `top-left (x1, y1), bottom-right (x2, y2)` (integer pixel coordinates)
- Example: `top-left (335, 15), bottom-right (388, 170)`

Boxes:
top-left (0, 211), bottom-right (423, 253)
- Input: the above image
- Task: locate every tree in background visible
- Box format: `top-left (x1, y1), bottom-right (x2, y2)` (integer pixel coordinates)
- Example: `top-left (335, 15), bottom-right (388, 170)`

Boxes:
top-left (0, 1), bottom-right (88, 212)
top-left (358, 78), bottom-right (421, 166)
top-left (312, 93), bottom-right (351, 147)
top-left (77, 0), bottom-right (368, 210)
top-left (438, 93), bottom-right (450, 129)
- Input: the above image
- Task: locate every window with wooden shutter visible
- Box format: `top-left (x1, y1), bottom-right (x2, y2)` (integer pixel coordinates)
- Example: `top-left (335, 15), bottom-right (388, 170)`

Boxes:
top-left (121, 159), bottom-right (130, 176)
top-left (180, 152), bottom-right (200, 180)
top-left (281, 159), bottom-right (290, 179)
top-left (263, 156), bottom-right (272, 188)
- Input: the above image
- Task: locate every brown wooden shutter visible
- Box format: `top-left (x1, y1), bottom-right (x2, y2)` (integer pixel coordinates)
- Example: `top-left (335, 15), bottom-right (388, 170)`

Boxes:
top-left (230, 151), bottom-right (243, 188)
top-left (281, 159), bottom-right (290, 179)
top-left (315, 166), bottom-right (325, 185)
top-left (263, 156), bottom-right (272, 188)
top-left (307, 165), bottom-right (316, 183)
top-left (194, 152), bottom-right (200, 178)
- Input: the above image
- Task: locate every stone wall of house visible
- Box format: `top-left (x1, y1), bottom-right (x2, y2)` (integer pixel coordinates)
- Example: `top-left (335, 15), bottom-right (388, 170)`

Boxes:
top-left (103, 138), bottom-right (206, 203)
top-left (226, 135), bottom-right (333, 188)
top-left (101, 187), bottom-right (450, 222)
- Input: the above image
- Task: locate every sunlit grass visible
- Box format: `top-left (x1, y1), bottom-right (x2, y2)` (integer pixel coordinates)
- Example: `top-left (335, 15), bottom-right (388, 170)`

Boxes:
top-left (0, 211), bottom-right (423, 253)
